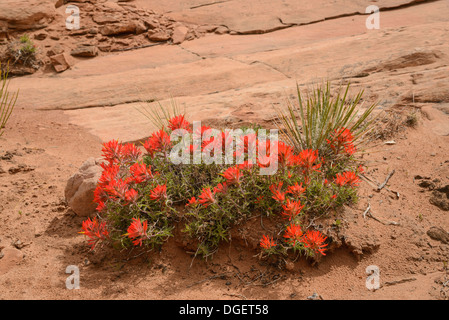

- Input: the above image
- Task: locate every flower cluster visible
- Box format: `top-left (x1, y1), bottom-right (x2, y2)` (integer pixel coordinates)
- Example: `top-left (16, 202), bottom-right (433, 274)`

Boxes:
top-left (327, 127), bottom-right (356, 156)
top-left (261, 224), bottom-right (328, 257)
top-left (79, 113), bottom-right (362, 264)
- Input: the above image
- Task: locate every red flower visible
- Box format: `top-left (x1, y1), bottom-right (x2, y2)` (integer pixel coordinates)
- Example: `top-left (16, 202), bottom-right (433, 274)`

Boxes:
top-left (213, 182), bottom-right (228, 194)
top-left (101, 140), bottom-right (122, 165)
top-left (221, 166), bottom-right (242, 185)
top-left (260, 235), bottom-right (276, 250)
top-left (168, 115), bottom-right (191, 132)
top-left (125, 188), bottom-right (139, 203)
top-left (327, 127), bottom-right (356, 155)
top-left (104, 178), bottom-right (132, 200)
top-left (144, 129), bottom-right (172, 157)
top-left (186, 197), bottom-right (198, 207)
top-left (303, 230), bottom-right (328, 256)
top-left (198, 188), bottom-right (216, 207)
top-left (283, 224), bottom-right (303, 246)
top-left (255, 195), bottom-right (264, 204)
top-left (98, 164), bottom-right (120, 188)
top-left (79, 217), bottom-right (109, 250)
top-left (287, 182), bottom-right (306, 198)
top-left (130, 163), bottom-right (154, 183)
top-left (120, 143), bottom-right (142, 163)
top-left (276, 141), bottom-right (294, 166)
top-left (357, 165), bottom-right (365, 174)
top-left (150, 184), bottom-right (167, 202)
top-left (281, 199), bottom-right (304, 221)
top-left (96, 201), bottom-right (106, 212)
top-left (269, 181), bottom-right (285, 203)
top-left (335, 171), bottom-right (360, 187)
top-left (126, 218), bottom-right (148, 246)
top-left (292, 149), bottom-right (321, 175)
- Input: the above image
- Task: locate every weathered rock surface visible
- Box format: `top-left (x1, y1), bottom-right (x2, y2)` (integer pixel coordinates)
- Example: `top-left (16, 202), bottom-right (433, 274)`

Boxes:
top-left (70, 45), bottom-right (98, 57)
top-left (0, 0), bottom-right (55, 31)
top-left (172, 25), bottom-right (189, 44)
top-left (64, 157), bottom-right (102, 217)
top-left (6, 0), bottom-right (449, 144)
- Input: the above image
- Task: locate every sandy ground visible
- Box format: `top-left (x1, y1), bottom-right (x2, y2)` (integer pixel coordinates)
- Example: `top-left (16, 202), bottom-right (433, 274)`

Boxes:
top-left (0, 0), bottom-right (449, 300)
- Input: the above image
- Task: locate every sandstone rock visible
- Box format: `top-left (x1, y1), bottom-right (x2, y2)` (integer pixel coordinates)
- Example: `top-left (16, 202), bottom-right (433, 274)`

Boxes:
top-left (64, 157), bottom-right (102, 217)
top-left (92, 14), bottom-right (122, 25)
top-left (196, 25), bottom-right (218, 33)
top-left (214, 26), bottom-right (229, 35)
top-left (100, 22), bottom-right (136, 36)
top-left (46, 44), bottom-right (64, 57)
top-left (0, 0), bottom-right (56, 31)
top-left (98, 45), bottom-right (112, 52)
top-left (171, 25), bottom-right (189, 44)
top-left (101, 1), bottom-right (125, 12)
top-left (147, 29), bottom-right (171, 42)
top-left (70, 45), bottom-right (98, 57)
top-left (427, 227), bottom-right (449, 244)
top-left (144, 19), bottom-right (160, 30)
top-left (135, 21), bottom-right (147, 35)
top-left (54, 0), bottom-right (65, 9)
top-left (49, 53), bottom-right (71, 73)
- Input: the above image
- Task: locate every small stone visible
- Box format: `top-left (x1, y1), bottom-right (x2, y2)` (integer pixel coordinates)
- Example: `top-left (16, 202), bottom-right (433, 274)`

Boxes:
top-left (307, 293), bottom-right (323, 300)
top-left (171, 25), bottom-right (189, 44)
top-left (214, 26), bottom-right (229, 34)
top-left (64, 157), bottom-right (103, 216)
top-left (50, 53), bottom-right (71, 73)
top-left (427, 227), bottom-right (449, 244)
top-left (147, 29), bottom-right (170, 42)
top-left (13, 240), bottom-right (24, 249)
top-left (70, 45), bottom-right (98, 57)
top-left (46, 44), bottom-right (64, 57)
top-left (100, 22), bottom-right (136, 36)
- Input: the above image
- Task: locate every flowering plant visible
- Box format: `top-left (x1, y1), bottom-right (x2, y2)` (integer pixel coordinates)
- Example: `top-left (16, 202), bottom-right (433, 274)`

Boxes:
top-left (79, 112), bottom-right (363, 262)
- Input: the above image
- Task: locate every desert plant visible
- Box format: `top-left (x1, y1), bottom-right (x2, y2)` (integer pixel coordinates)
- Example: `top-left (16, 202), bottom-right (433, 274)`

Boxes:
top-left (0, 65), bottom-right (18, 137)
top-left (80, 105), bottom-right (364, 261)
top-left (274, 82), bottom-right (377, 158)
top-left (4, 34), bottom-right (38, 69)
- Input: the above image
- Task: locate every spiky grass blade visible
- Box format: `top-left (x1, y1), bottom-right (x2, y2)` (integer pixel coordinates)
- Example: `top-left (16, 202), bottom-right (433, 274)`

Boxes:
top-left (274, 82), bottom-right (377, 156)
top-left (0, 65), bottom-right (19, 138)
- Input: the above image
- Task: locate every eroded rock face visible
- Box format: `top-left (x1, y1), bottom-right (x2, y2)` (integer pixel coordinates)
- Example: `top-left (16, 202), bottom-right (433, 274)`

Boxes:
top-left (64, 157), bottom-right (102, 217)
top-left (0, 0), bottom-right (56, 31)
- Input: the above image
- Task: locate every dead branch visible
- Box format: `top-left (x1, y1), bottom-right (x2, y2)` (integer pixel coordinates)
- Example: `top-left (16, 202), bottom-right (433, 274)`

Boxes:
top-left (378, 170), bottom-right (395, 191)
